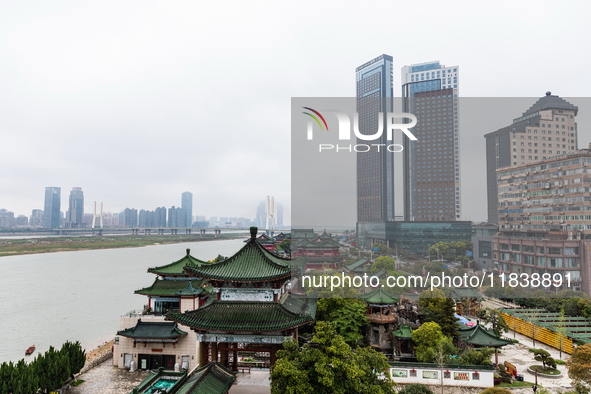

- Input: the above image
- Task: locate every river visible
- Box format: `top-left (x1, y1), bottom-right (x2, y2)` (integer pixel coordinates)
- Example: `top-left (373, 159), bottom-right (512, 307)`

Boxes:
top-left (0, 237), bottom-right (247, 364)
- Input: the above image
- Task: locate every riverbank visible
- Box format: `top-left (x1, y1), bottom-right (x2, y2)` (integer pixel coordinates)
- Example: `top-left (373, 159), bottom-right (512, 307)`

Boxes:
top-left (0, 234), bottom-right (239, 257)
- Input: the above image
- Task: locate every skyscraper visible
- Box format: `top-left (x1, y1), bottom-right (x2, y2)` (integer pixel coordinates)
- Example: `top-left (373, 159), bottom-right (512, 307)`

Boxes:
top-left (43, 187), bottom-right (61, 229)
top-left (66, 187), bottom-right (84, 228)
top-left (256, 201), bottom-right (266, 228)
top-left (401, 61), bottom-right (461, 221)
top-left (181, 191), bottom-right (193, 227)
top-left (277, 203), bottom-right (283, 226)
top-left (484, 92), bottom-right (578, 224)
top-left (356, 54), bottom-right (394, 223)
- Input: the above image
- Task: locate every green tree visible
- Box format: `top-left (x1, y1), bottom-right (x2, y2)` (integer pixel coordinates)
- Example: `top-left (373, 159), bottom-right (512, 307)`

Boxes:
top-left (481, 308), bottom-right (509, 337)
top-left (373, 243), bottom-right (393, 256)
top-left (316, 298), bottom-right (369, 346)
top-left (270, 321), bottom-right (395, 394)
top-left (397, 383), bottom-right (434, 394)
top-left (531, 349), bottom-right (556, 370)
top-left (62, 341), bottom-right (86, 378)
top-left (279, 239), bottom-right (291, 253)
top-left (370, 256), bottom-right (396, 274)
top-left (419, 289), bottom-right (459, 339)
top-left (567, 343), bottom-right (591, 394)
top-left (411, 322), bottom-right (457, 363)
top-left (457, 348), bottom-right (494, 366)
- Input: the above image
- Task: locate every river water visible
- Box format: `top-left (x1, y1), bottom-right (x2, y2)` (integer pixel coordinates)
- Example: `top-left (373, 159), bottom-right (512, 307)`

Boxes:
top-left (0, 237), bottom-right (247, 364)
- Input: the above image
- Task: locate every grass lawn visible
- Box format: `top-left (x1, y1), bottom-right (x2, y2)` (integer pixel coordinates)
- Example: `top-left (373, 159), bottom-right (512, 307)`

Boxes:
top-left (70, 380), bottom-right (85, 386)
top-left (530, 365), bottom-right (561, 375)
top-left (497, 380), bottom-right (536, 388)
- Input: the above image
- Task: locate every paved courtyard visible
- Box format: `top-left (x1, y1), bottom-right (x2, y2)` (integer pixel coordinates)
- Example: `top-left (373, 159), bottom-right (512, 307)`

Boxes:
top-left (69, 359), bottom-right (270, 394)
top-left (69, 360), bottom-right (149, 394)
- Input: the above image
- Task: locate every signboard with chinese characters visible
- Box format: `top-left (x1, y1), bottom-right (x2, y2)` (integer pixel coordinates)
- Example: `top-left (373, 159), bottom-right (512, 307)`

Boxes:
top-left (454, 372), bottom-right (469, 380)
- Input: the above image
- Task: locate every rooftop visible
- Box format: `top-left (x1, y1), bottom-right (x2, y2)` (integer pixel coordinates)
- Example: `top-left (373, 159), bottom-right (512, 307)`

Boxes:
top-left (184, 227), bottom-right (292, 283)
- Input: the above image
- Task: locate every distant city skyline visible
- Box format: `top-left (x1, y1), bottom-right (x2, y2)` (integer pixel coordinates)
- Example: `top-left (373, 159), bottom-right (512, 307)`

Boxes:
top-left (1, 2), bottom-right (590, 225)
top-left (0, 187), bottom-right (289, 228)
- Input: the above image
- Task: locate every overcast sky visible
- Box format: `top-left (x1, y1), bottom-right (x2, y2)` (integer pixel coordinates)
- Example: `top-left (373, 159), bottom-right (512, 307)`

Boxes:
top-left (1, 1), bottom-right (590, 224)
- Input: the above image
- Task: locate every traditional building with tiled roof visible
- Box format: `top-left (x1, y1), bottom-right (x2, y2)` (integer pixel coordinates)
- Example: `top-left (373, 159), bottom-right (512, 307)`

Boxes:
top-left (166, 227), bottom-right (316, 371)
top-left (129, 362), bottom-right (235, 394)
top-left (114, 249), bottom-right (212, 371)
top-left (291, 229), bottom-right (341, 269)
top-left (360, 288), bottom-right (398, 352)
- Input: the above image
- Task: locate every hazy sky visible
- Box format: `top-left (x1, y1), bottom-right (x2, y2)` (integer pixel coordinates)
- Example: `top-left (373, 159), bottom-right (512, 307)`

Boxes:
top-left (1, 1), bottom-right (590, 223)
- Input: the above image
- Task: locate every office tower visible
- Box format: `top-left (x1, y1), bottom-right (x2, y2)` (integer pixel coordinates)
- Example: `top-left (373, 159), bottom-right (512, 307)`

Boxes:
top-left (43, 187), bottom-right (61, 228)
top-left (493, 147), bottom-right (591, 293)
top-left (277, 203), bottom-right (284, 226)
top-left (182, 191), bottom-right (193, 227)
top-left (401, 61), bottom-right (460, 221)
top-left (484, 92), bottom-right (578, 224)
top-left (356, 54), bottom-right (394, 223)
top-left (66, 187), bottom-right (84, 228)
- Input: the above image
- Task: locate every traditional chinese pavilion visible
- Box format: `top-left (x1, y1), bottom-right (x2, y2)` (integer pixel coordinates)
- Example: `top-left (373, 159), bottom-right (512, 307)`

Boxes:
top-left (452, 287), bottom-right (483, 316)
top-left (291, 229), bottom-right (341, 269)
top-left (360, 287), bottom-right (399, 352)
top-left (457, 323), bottom-right (512, 366)
top-left (114, 249), bottom-right (212, 370)
top-left (166, 227), bottom-right (317, 371)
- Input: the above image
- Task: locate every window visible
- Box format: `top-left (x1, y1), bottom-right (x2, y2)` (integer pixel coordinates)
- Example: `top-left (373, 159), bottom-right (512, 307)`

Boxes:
top-left (547, 247), bottom-right (562, 255)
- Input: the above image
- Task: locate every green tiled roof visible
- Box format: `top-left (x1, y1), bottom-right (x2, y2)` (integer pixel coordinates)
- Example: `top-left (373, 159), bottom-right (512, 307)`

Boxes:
top-left (392, 324), bottom-right (413, 339)
top-left (176, 281), bottom-right (203, 296)
top-left (148, 249), bottom-right (209, 276)
top-left (452, 287), bottom-right (483, 300)
top-left (458, 325), bottom-right (512, 347)
top-left (117, 320), bottom-right (187, 340)
top-left (344, 258), bottom-right (369, 272)
top-left (176, 362), bottom-right (235, 394)
top-left (360, 287), bottom-right (398, 304)
top-left (135, 279), bottom-right (207, 297)
top-left (184, 236), bottom-right (292, 282)
top-left (166, 294), bottom-right (316, 332)
top-left (130, 369), bottom-right (187, 394)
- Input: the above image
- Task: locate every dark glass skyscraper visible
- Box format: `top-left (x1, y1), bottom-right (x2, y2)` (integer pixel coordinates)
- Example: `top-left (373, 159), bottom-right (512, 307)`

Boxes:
top-left (401, 61), bottom-right (461, 221)
top-left (43, 187), bottom-right (61, 229)
top-left (356, 54), bottom-right (394, 223)
top-left (66, 187), bottom-right (84, 228)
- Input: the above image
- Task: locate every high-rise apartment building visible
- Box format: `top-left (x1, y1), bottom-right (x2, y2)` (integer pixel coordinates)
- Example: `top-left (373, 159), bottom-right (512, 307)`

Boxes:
top-left (182, 191), bottom-right (193, 227)
top-left (43, 187), bottom-right (61, 229)
top-left (401, 61), bottom-right (460, 221)
top-left (356, 54), bottom-right (394, 223)
top-left (492, 148), bottom-right (591, 293)
top-left (66, 187), bottom-right (84, 228)
top-left (122, 208), bottom-right (138, 227)
top-left (485, 92), bottom-right (579, 224)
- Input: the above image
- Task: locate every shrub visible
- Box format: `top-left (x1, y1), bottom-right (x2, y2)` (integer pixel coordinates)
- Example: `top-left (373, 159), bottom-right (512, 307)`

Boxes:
top-left (398, 383), bottom-right (435, 394)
